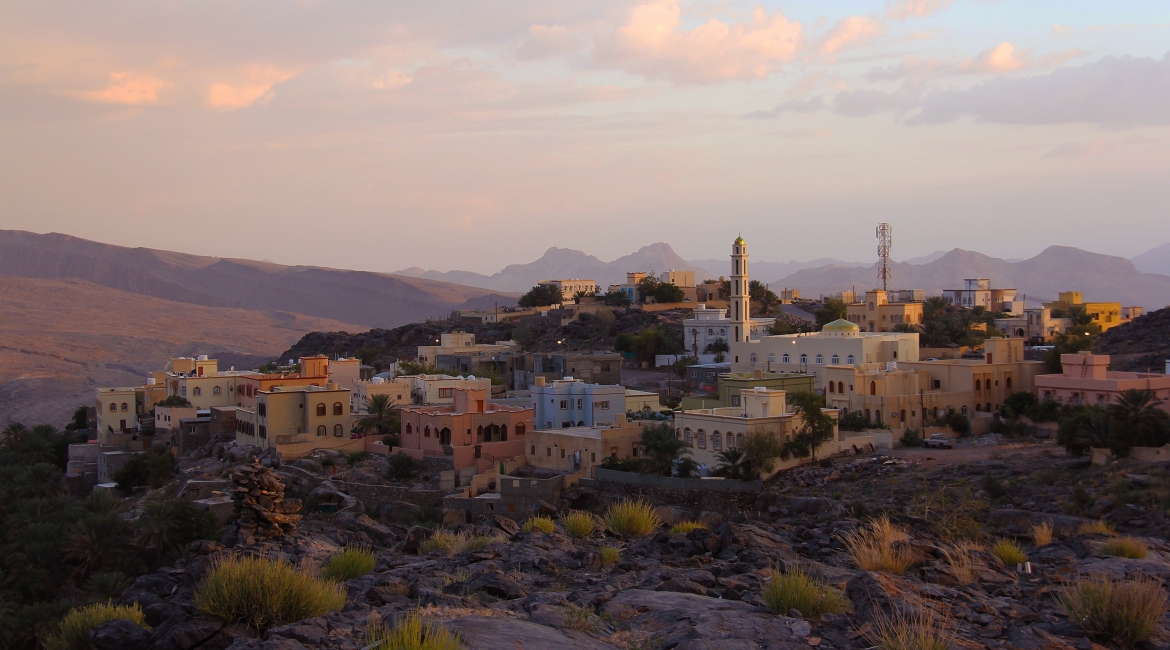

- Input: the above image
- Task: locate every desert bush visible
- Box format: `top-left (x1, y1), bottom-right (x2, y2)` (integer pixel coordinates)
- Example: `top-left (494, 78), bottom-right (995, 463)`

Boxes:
top-left (899, 428), bottom-right (922, 448)
top-left (910, 484), bottom-right (989, 541)
top-left (562, 511), bottom-right (595, 538)
top-left (603, 500), bottom-right (662, 536)
top-left (386, 452), bottom-right (417, 479)
top-left (561, 605), bottom-right (598, 632)
top-left (867, 608), bottom-right (953, 650)
top-left (324, 546), bottom-right (377, 581)
top-left (599, 546), bottom-right (622, 566)
top-left (669, 520), bottom-right (704, 534)
top-left (366, 611), bottom-right (462, 650)
top-left (346, 450), bottom-right (371, 465)
top-left (1099, 536), bottom-right (1148, 559)
top-left (841, 516), bottom-right (915, 575)
top-left (762, 565), bottom-right (847, 619)
top-left (1077, 519), bottom-right (1115, 535)
top-left (990, 538), bottom-right (1026, 566)
top-left (44, 602), bottom-right (149, 650)
top-left (1030, 521), bottom-right (1054, 546)
top-left (406, 505), bottom-right (444, 529)
top-left (982, 474), bottom-right (1006, 499)
top-left (939, 541), bottom-right (982, 584)
top-left (522, 516), bottom-right (555, 534)
top-left (1057, 574), bottom-right (1168, 646)
top-left (419, 530), bottom-right (494, 556)
top-left (193, 555), bottom-right (345, 630)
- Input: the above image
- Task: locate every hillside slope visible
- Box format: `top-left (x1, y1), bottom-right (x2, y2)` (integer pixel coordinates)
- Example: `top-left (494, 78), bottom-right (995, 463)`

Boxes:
top-left (1094, 307), bottom-right (1170, 372)
top-left (0, 230), bottom-right (514, 328)
top-left (0, 275), bottom-right (364, 426)
top-left (1131, 242), bottom-right (1170, 275)
top-left (771, 246), bottom-right (1170, 308)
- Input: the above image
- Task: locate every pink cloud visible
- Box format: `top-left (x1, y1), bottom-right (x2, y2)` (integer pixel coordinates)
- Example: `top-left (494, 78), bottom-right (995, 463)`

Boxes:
top-left (817, 16), bottom-right (883, 56)
top-left (599, 0), bottom-right (803, 83)
top-left (885, 0), bottom-right (952, 20)
top-left (961, 42), bottom-right (1029, 73)
top-left (208, 66), bottom-right (298, 110)
top-left (86, 71), bottom-right (169, 105)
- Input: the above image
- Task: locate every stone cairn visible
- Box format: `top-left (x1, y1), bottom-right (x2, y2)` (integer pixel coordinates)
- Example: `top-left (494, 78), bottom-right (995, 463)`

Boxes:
top-left (228, 457), bottom-right (303, 545)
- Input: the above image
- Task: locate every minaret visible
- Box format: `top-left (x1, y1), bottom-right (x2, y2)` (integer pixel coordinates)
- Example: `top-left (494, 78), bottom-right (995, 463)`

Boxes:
top-left (730, 236), bottom-right (750, 343)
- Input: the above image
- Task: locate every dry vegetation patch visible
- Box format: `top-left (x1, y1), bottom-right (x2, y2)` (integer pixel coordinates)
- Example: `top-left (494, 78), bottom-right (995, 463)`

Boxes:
top-left (1057, 574), bottom-right (1168, 646)
top-left (841, 516), bottom-right (916, 575)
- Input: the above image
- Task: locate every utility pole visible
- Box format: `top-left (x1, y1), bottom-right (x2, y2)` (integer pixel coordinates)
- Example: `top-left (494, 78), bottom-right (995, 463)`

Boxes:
top-left (877, 223), bottom-right (892, 292)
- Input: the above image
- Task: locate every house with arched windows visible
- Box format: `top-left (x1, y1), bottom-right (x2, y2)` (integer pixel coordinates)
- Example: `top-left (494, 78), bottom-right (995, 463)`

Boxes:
top-left (234, 382), bottom-right (358, 458)
top-left (399, 386), bottom-right (534, 474)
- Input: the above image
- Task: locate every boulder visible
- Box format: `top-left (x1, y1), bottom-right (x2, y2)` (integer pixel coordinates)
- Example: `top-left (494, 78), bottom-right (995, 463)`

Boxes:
top-left (653, 505), bottom-right (695, 526)
top-left (402, 526), bottom-right (434, 554)
top-left (444, 616), bottom-right (620, 650)
top-left (697, 511), bottom-right (724, 529)
top-left (601, 590), bottom-right (806, 649)
top-left (89, 619), bottom-right (152, 650)
top-left (464, 572), bottom-right (528, 600)
top-left (491, 515), bottom-right (520, 536)
top-left (377, 501), bottom-right (420, 526)
top-left (788, 497), bottom-right (831, 515)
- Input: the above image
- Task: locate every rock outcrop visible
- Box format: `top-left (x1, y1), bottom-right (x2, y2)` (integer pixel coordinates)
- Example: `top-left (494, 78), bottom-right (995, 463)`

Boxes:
top-left (225, 458), bottom-right (303, 546)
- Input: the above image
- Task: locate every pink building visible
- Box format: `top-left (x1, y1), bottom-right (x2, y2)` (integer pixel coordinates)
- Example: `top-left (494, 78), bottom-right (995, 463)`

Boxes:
top-left (398, 387), bottom-right (533, 472)
top-left (1035, 353), bottom-right (1170, 411)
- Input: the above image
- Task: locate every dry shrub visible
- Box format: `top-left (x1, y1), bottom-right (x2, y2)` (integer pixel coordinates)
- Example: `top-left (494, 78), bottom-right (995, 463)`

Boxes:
top-left (599, 545), bottom-right (622, 566)
top-left (1057, 574), bottom-right (1169, 646)
top-left (366, 611), bottom-right (463, 650)
top-left (561, 605), bottom-right (598, 632)
top-left (194, 555), bottom-right (345, 631)
top-left (990, 538), bottom-right (1026, 566)
top-left (607, 630), bottom-right (662, 650)
top-left (910, 484), bottom-right (989, 541)
top-left (522, 516), bottom-right (555, 534)
top-left (1030, 521), bottom-right (1054, 546)
top-left (868, 607), bottom-right (954, 650)
top-left (323, 546), bottom-right (376, 581)
top-left (939, 541), bottom-right (982, 584)
top-left (44, 603), bottom-right (149, 650)
top-left (561, 511), bottom-right (595, 538)
top-left (761, 565), bottom-right (848, 618)
top-left (841, 516), bottom-right (915, 575)
top-left (1099, 536), bottom-right (1148, 559)
top-left (668, 520), bottom-right (704, 535)
top-left (419, 530), bottom-right (495, 556)
top-left (1077, 519), bottom-right (1115, 535)
top-left (603, 500), bottom-right (662, 536)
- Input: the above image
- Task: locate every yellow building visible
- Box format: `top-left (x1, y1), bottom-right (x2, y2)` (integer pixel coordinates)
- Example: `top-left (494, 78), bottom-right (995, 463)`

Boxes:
top-left (846, 290), bottom-right (924, 333)
top-left (823, 364), bottom-right (971, 429)
top-left (234, 383), bottom-right (359, 457)
top-left (899, 338), bottom-right (1045, 414)
top-left (1043, 292), bottom-right (1125, 332)
top-left (525, 417), bottom-right (646, 478)
top-left (416, 331), bottom-right (520, 364)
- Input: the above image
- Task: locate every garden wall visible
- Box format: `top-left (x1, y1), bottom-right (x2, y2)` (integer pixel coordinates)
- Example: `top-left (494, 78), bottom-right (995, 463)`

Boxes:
top-left (584, 469), bottom-right (760, 512)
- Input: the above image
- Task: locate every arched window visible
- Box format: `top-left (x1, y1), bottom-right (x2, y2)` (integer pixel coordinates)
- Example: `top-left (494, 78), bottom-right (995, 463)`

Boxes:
top-left (727, 433), bottom-right (735, 448)
top-left (1098, 394), bottom-right (1107, 404)
top-left (213, 386), bottom-right (221, 395)
top-left (317, 425), bottom-right (327, 436)
top-left (698, 430), bottom-right (706, 449)
top-left (815, 354), bottom-right (823, 364)
top-left (1005, 377), bottom-right (1012, 390)
top-left (502, 424), bottom-right (508, 439)
top-left (874, 410), bottom-right (882, 423)
top-left (193, 387), bottom-right (201, 396)
top-left (870, 381), bottom-right (876, 395)
top-left (865, 409), bottom-right (871, 420)
top-left (1073, 393), bottom-right (1082, 406)
top-left (961, 406), bottom-right (968, 415)
top-left (684, 428), bottom-right (693, 446)
top-left (721, 329), bottom-right (726, 336)
top-left (932, 407), bottom-right (939, 418)
top-left (515, 423), bottom-right (526, 436)
top-left (900, 409), bottom-right (906, 422)
top-left (424, 426), bottom-right (431, 438)
top-left (708, 328), bottom-right (714, 335)
top-left (109, 403), bottom-right (117, 412)
top-left (121, 402), bottom-right (129, 411)
top-left (713, 432), bottom-right (722, 450)
top-left (477, 425), bottom-right (484, 442)
top-left (985, 402), bottom-right (992, 412)
top-left (334, 424), bottom-right (343, 437)
top-left (1043, 391), bottom-right (1052, 400)
top-left (316, 403), bottom-right (326, 416)
top-left (767, 353), bottom-right (775, 363)
top-left (828, 382), bottom-right (835, 393)
top-left (800, 354), bottom-right (808, 365)
top-left (333, 402), bottom-right (343, 415)
top-left (831, 355), bottom-right (839, 365)
top-left (976, 404), bottom-right (982, 412)
top-left (782, 354), bottom-right (790, 363)
top-left (736, 433), bottom-right (744, 448)
top-left (750, 354), bottom-right (758, 363)
top-left (839, 381), bottom-right (846, 394)
top-left (406, 423), bottom-right (412, 434)
top-left (847, 355), bottom-right (855, 364)
top-left (975, 379), bottom-right (981, 390)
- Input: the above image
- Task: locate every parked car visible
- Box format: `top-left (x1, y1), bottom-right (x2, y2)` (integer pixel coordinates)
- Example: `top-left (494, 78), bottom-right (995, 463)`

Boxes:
top-left (923, 434), bottom-right (954, 449)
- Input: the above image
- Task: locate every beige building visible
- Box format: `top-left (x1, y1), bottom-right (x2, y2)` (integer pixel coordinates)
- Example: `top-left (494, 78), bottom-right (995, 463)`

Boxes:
top-left (351, 376), bottom-right (412, 414)
top-left (823, 364), bottom-right (971, 428)
top-left (943, 279), bottom-right (1021, 314)
top-left (406, 374), bottom-right (493, 405)
top-left (234, 383), bottom-right (356, 456)
top-left (846, 290), bottom-right (924, 333)
top-left (994, 307), bottom-right (1071, 343)
top-left (1042, 292), bottom-right (1129, 333)
top-left (416, 331), bottom-right (520, 364)
top-left (674, 388), bottom-right (844, 478)
top-left (899, 338), bottom-right (1045, 414)
top-left (1035, 352), bottom-right (1170, 411)
top-left (95, 375), bottom-right (168, 445)
top-left (526, 417), bottom-right (646, 477)
top-left (731, 319), bottom-right (919, 393)
top-left (538, 279), bottom-right (599, 302)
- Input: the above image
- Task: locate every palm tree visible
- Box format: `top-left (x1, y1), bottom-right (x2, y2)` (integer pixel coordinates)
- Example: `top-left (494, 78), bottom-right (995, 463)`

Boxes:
top-left (923, 296), bottom-right (952, 321)
top-left (64, 512), bottom-right (131, 578)
top-left (1108, 389), bottom-right (1170, 450)
top-left (355, 394), bottom-right (399, 445)
top-left (712, 448), bottom-right (751, 480)
top-left (892, 322), bottom-right (919, 333)
top-left (675, 457), bottom-right (700, 478)
top-left (136, 500), bottom-right (179, 564)
top-left (639, 423), bottom-right (690, 476)
top-left (920, 320), bottom-right (951, 347)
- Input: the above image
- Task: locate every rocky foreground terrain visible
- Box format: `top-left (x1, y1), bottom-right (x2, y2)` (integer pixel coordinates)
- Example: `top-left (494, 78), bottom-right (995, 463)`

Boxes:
top-left (104, 438), bottom-right (1170, 650)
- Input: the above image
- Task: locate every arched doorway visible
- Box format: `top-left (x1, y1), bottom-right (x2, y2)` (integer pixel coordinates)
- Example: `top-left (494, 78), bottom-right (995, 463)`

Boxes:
top-left (439, 427), bottom-right (451, 445)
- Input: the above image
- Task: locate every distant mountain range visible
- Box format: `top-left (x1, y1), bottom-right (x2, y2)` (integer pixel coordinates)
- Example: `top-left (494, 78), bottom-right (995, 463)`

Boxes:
top-left (1131, 243), bottom-right (1170, 276)
top-left (0, 230), bottom-right (515, 329)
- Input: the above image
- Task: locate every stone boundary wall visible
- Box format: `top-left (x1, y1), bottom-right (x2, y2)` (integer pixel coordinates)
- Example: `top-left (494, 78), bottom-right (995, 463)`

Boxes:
top-left (584, 469), bottom-right (760, 512)
top-left (276, 464), bottom-right (442, 510)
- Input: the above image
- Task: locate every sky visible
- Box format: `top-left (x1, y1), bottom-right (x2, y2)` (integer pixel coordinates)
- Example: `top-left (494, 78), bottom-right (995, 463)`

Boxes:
top-left (2, 0), bottom-right (1169, 274)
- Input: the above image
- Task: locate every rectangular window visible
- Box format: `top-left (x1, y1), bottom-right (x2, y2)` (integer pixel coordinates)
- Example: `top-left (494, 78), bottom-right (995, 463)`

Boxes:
top-left (591, 453), bottom-right (596, 462)
top-left (577, 398), bottom-right (582, 409)
top-left (559, 400), bottom-right (568, 410)
top-left (593, 401), bottom-right (610, 409)
top-left (560, 449), bottom-right (565, 458)
top-left (731, 395), bottom-right (740, 406)
top-left (933, 380), bottom-right (941, 389)
top-left (547, 448), bottom-right (551, 457)
top-left (438, 388), bottom-right (453, 398)
top-left (531, 445), bottom-right (536, 455)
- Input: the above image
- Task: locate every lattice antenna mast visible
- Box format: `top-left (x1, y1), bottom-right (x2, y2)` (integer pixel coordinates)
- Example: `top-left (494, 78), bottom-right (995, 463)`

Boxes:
top-left (876, 223), bottom-right (892, 292)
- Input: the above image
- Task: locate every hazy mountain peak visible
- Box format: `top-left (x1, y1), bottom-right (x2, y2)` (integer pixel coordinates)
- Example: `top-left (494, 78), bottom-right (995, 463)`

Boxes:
top-left (1132, 242), bottom-right (1170, 275)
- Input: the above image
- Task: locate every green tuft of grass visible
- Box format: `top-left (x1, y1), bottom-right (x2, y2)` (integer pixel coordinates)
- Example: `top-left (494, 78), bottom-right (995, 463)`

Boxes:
top-left (562, 511), bottom-right (596, 538)
top-left (1058, 574), bottom-right (1168, 646)
top-left (669, 520), bottom-right (704, 535)
top-left (522, 516), bottom-right (556, 534)
top-left (419, 530), bottom-right (495, 556)
top-left (1099, 536), bottom-right (1148, 559)
top-left (44, 603), bottom-right (150, 650)
top-left (599, 545), bottom-right (622, 567)
top-left (761, 566), bottom-right (847, 619)
top-left (990, 538), bottom-right (1026, 566)
top-left (323, 546), bottom-right (377, 581)
top-left (366, 611), bottom-right (463, 650)
top-left (603, 500), bottom-right (662, 536)
top-left (193, 554), bottom-right (345, 631)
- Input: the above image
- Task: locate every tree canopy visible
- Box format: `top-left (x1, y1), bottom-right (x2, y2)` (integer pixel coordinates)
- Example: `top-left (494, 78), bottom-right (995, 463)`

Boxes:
top-left (518, 283), bottom-right (564, 307)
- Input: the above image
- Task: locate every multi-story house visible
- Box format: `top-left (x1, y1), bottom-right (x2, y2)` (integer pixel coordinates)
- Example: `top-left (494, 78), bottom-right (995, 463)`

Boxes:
top-left (531, 378), bottom-right (626, 430)
top-left (234, 383), bottom-right (354, 457)
top-left (398, 386), bottom-right (533, 472)
top-left (846, 290), bottom-right (924, 333)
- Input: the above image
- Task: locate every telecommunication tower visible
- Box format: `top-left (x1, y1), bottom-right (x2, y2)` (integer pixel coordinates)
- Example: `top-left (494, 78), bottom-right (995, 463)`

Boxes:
top-left (876, 223), bottom-right (892, 292)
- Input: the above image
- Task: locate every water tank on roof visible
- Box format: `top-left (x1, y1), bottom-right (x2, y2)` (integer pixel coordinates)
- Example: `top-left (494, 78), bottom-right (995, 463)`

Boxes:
top-left (146, 377), bottom-right (156, 385)
top-left (467, 375), bottom-right (475, 381)
top-left (198, 354), bottom-right (208, 361)
top-left (372, 377), bottom-right (384, 385)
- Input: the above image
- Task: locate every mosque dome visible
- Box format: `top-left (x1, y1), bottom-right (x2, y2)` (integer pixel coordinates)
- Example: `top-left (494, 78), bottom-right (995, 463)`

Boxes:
top-left (822, 319), bottom-right (860, 332)
top-left (734, 236), bottom-right (745, 245)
